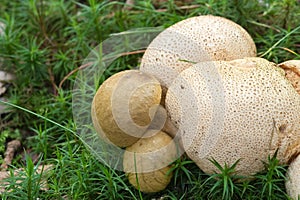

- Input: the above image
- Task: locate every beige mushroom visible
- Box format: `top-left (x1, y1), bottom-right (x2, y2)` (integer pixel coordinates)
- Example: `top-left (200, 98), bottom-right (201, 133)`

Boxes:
top-left (278, 60), bottom-right (300, 95)
top-left (165, 57), bottom-right (300, 176)
top-left (140, 15), bottom-right (256, 102)
top-left (91, 70), bottom-right (163, 147)
top-left (286, 155), bottom-right (300, 200)
top-left (123, 130), bottom-right (177, 193)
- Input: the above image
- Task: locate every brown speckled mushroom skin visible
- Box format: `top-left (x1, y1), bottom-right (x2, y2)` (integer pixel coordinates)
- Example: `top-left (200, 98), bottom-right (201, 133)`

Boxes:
top-left (279, 60), bottom-right (300, 200)
top-left (123, 130), bottom-right (177, 193)
top-left (286, 154), bottom-right (300, 200)
top-left (91, 70), bottom-right (162, 147)
top-left (278, 60), bottom-right (300, 95)
top-left (140, 15), bottom-right (257, 103)
top-left (166, 57), bottom-right (300, 176)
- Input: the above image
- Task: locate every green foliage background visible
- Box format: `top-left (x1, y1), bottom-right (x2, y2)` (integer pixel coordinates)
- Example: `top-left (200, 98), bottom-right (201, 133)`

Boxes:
top-left (0, 0), bottom-right (299, 199)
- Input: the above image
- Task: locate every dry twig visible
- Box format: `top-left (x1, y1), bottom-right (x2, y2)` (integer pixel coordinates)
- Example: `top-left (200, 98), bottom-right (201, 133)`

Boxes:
top-left (1, 140), bottom-right (21, 171)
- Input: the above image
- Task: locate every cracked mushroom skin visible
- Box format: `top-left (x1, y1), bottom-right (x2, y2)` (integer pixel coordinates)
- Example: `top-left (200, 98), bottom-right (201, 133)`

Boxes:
top-left (165, 57), bottom-right (300, 176)
top-left (91, 70), bottom-right (162, 147)
top-left (286, 155), bottom-right (300, 200)
top-left (278, 60), bottom-right (300, 95)
top-left (140, 15), bottom-right (256, 102)
top-left (123, 130), bottom-right (177, 193)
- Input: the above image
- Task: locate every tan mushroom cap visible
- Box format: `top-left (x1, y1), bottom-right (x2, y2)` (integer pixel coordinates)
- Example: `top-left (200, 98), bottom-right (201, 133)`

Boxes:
top-left (91, 70), bottom-right (163, 147)
top-left (286, 155), bottom-right (300, 200)
top-left (140, 15), bottom-right (257, 101)
top-left (123, 130), bottom-right (177, 193)
top-left (165, 57), bottom-right (300, 176)
top-left (278, 60), bottom-right (300, 95)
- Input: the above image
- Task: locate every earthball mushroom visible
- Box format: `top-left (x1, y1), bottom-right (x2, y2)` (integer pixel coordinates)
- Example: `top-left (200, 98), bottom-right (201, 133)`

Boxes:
top-left (278, 60), bottom-right (300, 199)
top-left (91, 70), bottom-right (164, 147)
top-left (278, 60), bottom-right (300, 95)
top-left (286, 154), bottom-right (300, 200)
top-left (123, 130), bottom-right (177, 193)
top-left (165, 57), bottom-right (300, 176)
top-left (140, 15), bottom-right (257, 102)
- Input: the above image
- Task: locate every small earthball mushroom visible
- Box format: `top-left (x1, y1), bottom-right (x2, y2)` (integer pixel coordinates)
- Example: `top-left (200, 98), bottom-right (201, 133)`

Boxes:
top-left (278, 60), bottom-right (300, 95)
top-left (165, 57), bottom-right (300, 176)
top-left (123, 130), bottom-right (177, 193)
top-left (91, 70), bottom-right (163, 147)
top-left (286, 155), bottom-right (300, 200)
top-left (140, 15), bottom-right (256, 102)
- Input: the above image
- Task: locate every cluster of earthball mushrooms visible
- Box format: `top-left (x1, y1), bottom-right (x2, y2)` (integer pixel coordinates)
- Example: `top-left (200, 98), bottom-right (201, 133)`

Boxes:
top-left (91, 15), bottom-right (300, 198)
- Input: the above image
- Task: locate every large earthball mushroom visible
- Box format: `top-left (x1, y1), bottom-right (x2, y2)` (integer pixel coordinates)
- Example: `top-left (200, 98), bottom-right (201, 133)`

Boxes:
top-left (140, 15), bottom-right (257, 102)
top-left (165, 57), bottom-right (300, 176)
top-left (278, 60), bottom-right (300, 200)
